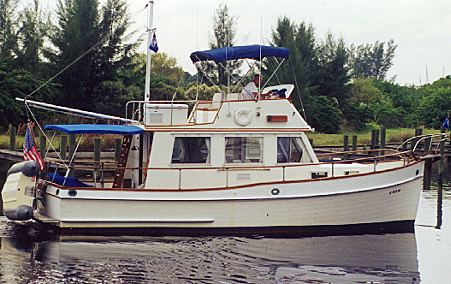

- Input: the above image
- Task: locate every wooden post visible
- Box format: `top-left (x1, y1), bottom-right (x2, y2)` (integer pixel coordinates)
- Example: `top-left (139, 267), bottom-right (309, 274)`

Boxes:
top-left (371, 130), bottom-right (377, 150)
top-left (94, 138), bottom-right (101, 163)
top-left (343, 135), bottom-right (349, 160)
top-left (60, 135), bottom-right (67, 160)
top-left (380, 125), bottom-right (386, 148)
top-left (69, 134), bottom-right (76, 160)
top-left (375, 130), bottom-right (380, 148)
top-left (115, 138), bottom-right (122, 162)
top-left (423, 157), bottom-right (432, 191)
top-left (9, 124), bottom-right (16, 151)
top-left (352, 135), bottom-right (358, 151)
top-left (39, 133), bottom-right (46, 156)
top-left (415, 128), bottom-right (423, 136)
top-left (436, 139), bottom-right (445, 229)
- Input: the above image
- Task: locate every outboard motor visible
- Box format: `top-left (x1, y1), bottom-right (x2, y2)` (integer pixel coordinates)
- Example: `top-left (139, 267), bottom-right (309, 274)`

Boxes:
top-left (1, 161), bottom-right (39, 220)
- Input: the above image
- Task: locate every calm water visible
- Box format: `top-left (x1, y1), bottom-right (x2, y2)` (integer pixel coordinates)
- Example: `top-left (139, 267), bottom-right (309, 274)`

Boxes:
top-left (0, 160), bottom-right (450, 283)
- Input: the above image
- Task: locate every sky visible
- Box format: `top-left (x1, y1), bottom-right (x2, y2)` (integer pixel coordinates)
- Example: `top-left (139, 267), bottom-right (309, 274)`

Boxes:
top-left (40, 0), bottom-right (451, 85)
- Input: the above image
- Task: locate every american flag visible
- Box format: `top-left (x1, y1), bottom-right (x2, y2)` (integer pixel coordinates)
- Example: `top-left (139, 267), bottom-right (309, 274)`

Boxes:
top-left (23, 125), bottom-right (44, 170)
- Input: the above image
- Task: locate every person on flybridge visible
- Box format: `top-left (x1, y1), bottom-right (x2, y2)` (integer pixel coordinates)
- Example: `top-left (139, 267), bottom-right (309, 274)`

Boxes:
top-left (241, 74), bottom-right (271, 100)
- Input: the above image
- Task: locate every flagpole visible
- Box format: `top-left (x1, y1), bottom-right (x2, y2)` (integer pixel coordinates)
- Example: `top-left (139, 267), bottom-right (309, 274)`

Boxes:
top-left (145, 1), bottom-right (154, 102)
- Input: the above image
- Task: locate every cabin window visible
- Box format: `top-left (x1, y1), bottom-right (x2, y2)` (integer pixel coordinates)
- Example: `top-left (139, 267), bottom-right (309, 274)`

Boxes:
top-left (225, 137), bottom-right (263, 163)
top-left (277, 137), bottom-right (303, 163)
top-left (171, 137), bottom-right (210, 164)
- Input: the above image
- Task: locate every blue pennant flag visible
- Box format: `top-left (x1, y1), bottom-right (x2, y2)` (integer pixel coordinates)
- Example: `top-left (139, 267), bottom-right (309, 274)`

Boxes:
top-left (442, 116), bottom-right (449, 130)
top-left (149, 32), bottom-right (158, 53)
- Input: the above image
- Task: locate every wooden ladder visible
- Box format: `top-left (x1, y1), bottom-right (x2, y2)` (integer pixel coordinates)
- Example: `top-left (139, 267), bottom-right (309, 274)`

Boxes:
top-left (113, 135), bottom-right (133, 188)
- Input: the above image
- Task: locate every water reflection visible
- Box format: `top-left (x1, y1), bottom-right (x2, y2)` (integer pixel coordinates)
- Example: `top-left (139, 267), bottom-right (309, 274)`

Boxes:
top-left (0, 222), bottom-right (420, 283)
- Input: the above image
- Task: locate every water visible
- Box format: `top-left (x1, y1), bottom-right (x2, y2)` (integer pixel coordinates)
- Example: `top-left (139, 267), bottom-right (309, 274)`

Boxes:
top-left (0, 160), bottom-right (450, 283)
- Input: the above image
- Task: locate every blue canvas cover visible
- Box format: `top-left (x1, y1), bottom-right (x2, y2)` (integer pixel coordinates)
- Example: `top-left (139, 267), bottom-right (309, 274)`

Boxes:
top-left (190, 45), bottom-right (289, 63)
top-left (44, 124), bottom-right (144, 135)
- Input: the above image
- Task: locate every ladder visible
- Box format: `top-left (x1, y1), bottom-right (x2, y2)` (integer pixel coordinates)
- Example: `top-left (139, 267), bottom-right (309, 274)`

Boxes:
top-left (113, 135), bottom-right (133, 188)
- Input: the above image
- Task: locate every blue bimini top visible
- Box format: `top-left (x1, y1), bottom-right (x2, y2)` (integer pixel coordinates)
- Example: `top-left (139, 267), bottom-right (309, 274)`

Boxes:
top-left (190, 44), bottom-right (289, 63)
top-left (43, 124), bottom-right (144, 135)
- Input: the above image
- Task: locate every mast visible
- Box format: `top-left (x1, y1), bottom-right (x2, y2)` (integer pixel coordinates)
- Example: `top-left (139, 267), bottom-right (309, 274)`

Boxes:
top-left (144, 1), bottom-right (154, 102)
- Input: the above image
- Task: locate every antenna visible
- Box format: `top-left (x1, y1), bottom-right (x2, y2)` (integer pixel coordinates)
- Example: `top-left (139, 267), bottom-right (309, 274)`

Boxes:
top-left (425, 65), bottom-right (429, 84)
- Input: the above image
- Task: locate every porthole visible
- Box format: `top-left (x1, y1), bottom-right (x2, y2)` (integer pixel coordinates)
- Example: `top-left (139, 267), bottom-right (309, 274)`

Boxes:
top-left (68, 190), bottom-right (77, 197)
top-left (56, 189), bottom-right (60, 196)
top-left (271, 188), bottom-right (280, 195)
top-left (416, 169), bottom-right (419, 176)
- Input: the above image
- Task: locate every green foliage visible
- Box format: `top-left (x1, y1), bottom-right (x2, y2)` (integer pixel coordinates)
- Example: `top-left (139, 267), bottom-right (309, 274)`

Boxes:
top-left (307, 96), bottom-right (342, 133)
top-left (414, 79), bottom-right (451, 128)
top-left (349, 40), bottom-right (397, 79)
top-left (198, 4), bottom-right (241, 86)
top-left (185, 83), bottom-right (222, 101)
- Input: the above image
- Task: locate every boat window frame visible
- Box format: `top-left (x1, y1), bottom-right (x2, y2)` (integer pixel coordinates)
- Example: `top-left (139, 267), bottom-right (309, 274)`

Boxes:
top-left (224, 136), bottom-right (264, 165)
top-left (170, 136), bottom-right (212, 165)
top-left (276, 136), bottom-right (313, 164)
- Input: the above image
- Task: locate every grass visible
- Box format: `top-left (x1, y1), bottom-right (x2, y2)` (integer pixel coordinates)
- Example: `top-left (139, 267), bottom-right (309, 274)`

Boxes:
top-left (307, 127), bottom-right (440, 147)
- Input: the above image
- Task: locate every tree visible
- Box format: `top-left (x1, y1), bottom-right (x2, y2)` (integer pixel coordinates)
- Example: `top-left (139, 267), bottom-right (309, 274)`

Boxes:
top-left (47, 0), bottom-right (101, 110)
top-left (349, 40), bottom-right (397, 79)
top-left (15, 0), bottom-right (50, 73)
top-left (0, 0), bottom-right (18, 63)
top-left (199, 4), bottom-right (241, 86)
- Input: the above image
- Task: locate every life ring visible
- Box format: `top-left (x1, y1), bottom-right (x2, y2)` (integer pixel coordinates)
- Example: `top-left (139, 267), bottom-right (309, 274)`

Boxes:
top-left (234, 109), bottom-right (252, 126)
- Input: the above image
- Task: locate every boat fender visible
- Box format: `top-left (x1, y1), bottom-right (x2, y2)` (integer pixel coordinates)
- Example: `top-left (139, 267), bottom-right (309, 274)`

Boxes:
top-left (4, 205), bottom-right (33, 221)
top-left (234, 109), bottom-right (252, 126)
top-left (7, 161), bottom-right (40, 177)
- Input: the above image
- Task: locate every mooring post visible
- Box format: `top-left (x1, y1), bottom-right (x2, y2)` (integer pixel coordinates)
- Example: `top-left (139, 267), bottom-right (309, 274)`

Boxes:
top-left (94, 138), bottom-right (101, 163)
top-left (375, 130), bottom-right (380, 148)
top-left (9, 124), bottom-right (16, 151)
top-left (309, 138), bottom-right (314, 148)
top-left (352, 135), bottom-right (358, 151)
top-left (436, 139), bottom-right (445, 229)
top-left (424, 137), bottom-right (432, 154)
top-left (60, 135), bottom-right (67, 160)
top-left (115, 138), bottom-right (122, 162)
top-left (343, 135), bottom-right (349, 160)
top-left (69, 134), bottom-right (76, 160)
top-left (380, 125), bottom-right (386, 146)
top-left (423, 156), bottom-right (432, 191)
top-left (39, 133), bottom-right (46, 156)
top-left (371, 130), bottom-right (377, 150)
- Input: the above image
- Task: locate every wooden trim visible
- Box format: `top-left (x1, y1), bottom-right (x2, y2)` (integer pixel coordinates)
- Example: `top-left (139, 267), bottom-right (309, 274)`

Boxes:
top-left (45, 160), bottom-right (423, 193)
top-left (145, 128), bottom-right (312, 133)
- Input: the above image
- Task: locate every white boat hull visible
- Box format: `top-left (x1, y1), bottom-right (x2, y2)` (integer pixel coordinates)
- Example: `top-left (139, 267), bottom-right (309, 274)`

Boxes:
top-left (34, 161), bottom-right (424, 233)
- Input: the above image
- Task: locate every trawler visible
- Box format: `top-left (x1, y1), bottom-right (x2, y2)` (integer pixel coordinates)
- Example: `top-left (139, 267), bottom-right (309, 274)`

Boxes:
top-left (0, 3), bottom-right (437, 235)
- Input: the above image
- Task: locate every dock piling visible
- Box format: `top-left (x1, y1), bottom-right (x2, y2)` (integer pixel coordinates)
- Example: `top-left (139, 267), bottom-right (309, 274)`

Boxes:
top-left (352, 135), bottom-right (357, 151)
top-left (9, 124), bottom-right (16, 151)
top-left (60, 135), bottom-right (67, 160)
top-left (343, 135), bottom-right (349, 160)
top-left (39, 133), bottom-right (46, 156)
top-left (115, 138), bottom-right (122, 162)
top-left (436, 139), bottom-right (445, 229)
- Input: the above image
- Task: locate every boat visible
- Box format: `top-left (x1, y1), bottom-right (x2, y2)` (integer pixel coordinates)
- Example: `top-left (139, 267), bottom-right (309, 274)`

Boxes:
top-left (0, 3), bottom-right (441, 236)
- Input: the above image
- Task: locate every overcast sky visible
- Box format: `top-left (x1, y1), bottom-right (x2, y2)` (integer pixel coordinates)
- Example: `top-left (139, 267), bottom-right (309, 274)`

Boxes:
top-left (40, 0), bottom-right (450, 85)
top-left (126, 0), bottom-right (450, 85)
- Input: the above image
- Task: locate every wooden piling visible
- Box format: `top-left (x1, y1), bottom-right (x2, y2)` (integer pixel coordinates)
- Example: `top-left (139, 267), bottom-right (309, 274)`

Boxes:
top-left (371, 130), bottom-right (377, 150)
top-left (69, 134), bottom-right (76, 160)
top-left (380, 125), bottom-right (386, 148)
top-left (115, 138), bottom-right (122, 162)
top-left (375, 130), bottom-right (380, 147)
top-left (9, 124), bottom-right (16, 151)
top-left (436, 139), bottom-right (445, 229)
top-left (352, 135), bottom-right (357, 151)
top-left (60, 135), bottom-right (67, 160)
top-left (423, 137), bottom-right (432, 154)
top-left (423, 157), bottom-right (432, 191)
top-left (402, 137), bottom-right (408, 152)
top-left (343, 135), bottom-right (349, 160)
top-left (39, 133), bottom-right (46, 156)
top-left (309, 138), bottom-right (314, 148)
top-left (94, 138), bottom-right (101, 163)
